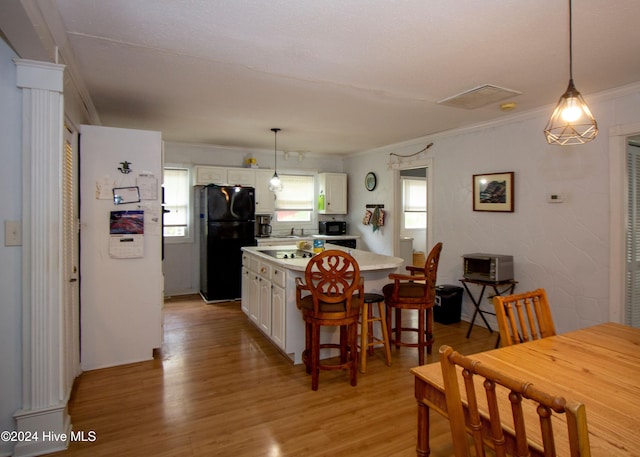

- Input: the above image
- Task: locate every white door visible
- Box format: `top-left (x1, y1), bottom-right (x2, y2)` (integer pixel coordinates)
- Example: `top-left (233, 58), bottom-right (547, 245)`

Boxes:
top-left (62, 125), bottom-right (81, 389)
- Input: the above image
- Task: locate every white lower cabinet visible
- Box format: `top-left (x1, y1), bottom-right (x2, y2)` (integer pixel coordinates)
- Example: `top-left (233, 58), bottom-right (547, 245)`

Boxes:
top-left (258, 273), bottom-right (272, 335)
top-left (248, 270), bottom-right (260, 324)
top-left (242, 252), bottom-right (286, 351)
top-left (241, 267), bottom-right (250, 315)
top-left (271, 267), bottom-right (286, 349)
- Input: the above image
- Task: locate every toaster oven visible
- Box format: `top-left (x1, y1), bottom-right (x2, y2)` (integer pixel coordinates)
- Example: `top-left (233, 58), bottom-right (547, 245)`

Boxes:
top-left (463, 253), bottom-right (514, 282)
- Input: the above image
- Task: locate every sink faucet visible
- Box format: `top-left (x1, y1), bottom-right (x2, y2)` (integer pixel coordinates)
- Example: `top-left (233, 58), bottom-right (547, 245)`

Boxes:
top-left (291, 227), bottom-right (295, 236)
top-left (301, 228), bottom-right (304, 236)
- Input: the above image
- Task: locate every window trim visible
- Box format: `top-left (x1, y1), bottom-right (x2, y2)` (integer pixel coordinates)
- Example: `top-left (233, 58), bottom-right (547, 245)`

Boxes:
top-left (271, 172), bottom-right (317, 233)
top-left (163, 165), bottom-right (194, 244)
top-left (402, 176), bottom-right (427, 230)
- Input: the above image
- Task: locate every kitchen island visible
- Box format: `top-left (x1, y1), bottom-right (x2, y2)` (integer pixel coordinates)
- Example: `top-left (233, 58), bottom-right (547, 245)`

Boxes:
top-left (256, 233), bottom-right (360, 248)
top-left (241, 245), bottom-right (403, 364)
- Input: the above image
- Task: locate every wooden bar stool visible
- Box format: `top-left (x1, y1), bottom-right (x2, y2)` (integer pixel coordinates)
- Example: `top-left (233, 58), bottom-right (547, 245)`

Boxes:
top-left (383, 242), bottom-right (442, 366)
top-left (359, 293), bottom-right (392, 373)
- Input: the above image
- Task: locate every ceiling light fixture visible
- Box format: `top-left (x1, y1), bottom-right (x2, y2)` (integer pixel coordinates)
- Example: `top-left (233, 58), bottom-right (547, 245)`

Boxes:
top-left (544, 0), bottom-right (598, 145)
top-left (269, 128), bottom-right (283, 192)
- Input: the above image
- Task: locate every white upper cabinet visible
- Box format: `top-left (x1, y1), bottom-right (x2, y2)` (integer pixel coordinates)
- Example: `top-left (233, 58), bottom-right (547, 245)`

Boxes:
top-left (255, 169), bottom-right (276, 214)
top-left (193, 165), bottom-right (275, 214)
top-left (318, 172), bottom-right (347, 214)
top-left (227, 168), bottom-right (256, 187)
top-left (193, 166), bottom-right (227, 186)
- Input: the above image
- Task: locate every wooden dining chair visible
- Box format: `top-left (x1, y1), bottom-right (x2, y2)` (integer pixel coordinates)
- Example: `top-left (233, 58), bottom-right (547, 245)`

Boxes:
top-left (295, 250), bottom-right (363, 391)
top-left (382, 242), bottom-right (442, 366)
top-left (493, 288), bottom-right (556, 347)
top-left (440, 345), bottom-right (591, 457)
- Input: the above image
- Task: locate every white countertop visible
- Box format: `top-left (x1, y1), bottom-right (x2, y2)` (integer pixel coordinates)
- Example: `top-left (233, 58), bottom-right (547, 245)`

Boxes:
top-left (242, 244), bottom-right (403, 272)
top-left (258, 234), bottom-right (360, 240)
top-left (311, 234), bottom-right (360, 239)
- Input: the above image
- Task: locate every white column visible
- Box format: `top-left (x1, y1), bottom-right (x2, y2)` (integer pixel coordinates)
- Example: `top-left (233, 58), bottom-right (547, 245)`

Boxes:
top-left (13, 59), bottom-right (71, 457)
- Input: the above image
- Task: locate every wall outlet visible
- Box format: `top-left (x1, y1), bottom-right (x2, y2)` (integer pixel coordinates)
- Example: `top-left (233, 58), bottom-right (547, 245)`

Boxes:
top-left (4, 220), bottom-right (22, 246)
top-left (547, 193), bottom-right (564, 203)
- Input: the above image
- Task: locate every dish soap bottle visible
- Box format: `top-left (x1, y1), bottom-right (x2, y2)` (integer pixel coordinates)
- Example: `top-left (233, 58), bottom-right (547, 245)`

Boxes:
top-left (318, 190), bottom-right (325, 211)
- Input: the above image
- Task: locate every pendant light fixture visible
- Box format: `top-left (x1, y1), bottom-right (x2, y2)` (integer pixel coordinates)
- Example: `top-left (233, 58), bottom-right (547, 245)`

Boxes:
top-left (544, 0), bottom-right (598, 145)
top-left (268, 128), bottom-right (283, 192)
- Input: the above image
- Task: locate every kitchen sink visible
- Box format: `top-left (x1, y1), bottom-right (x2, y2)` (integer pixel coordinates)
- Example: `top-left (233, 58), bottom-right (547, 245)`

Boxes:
top-left (261, 249), bottom-right (313, 259)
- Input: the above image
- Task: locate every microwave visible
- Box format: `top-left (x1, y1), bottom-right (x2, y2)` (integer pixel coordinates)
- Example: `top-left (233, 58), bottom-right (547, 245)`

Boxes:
top-left (319, 221), bottom-right (347, 235)
top-left (463, 253), bottom-right (514, 282)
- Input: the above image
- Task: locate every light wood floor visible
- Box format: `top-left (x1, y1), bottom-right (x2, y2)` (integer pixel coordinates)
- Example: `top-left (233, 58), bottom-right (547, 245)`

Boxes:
top-left (50, 294), bottom-right (497, 457)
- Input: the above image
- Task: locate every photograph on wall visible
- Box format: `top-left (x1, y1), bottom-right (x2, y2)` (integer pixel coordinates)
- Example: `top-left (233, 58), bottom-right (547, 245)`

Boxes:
top-left (473, 172), bottom-right (514, 212)
top-left (109, 210), bottom-right (145, 234)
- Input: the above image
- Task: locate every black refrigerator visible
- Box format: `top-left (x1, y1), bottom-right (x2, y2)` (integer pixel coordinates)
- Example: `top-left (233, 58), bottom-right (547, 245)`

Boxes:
top-left (200, 185), bottom-right (257, 302)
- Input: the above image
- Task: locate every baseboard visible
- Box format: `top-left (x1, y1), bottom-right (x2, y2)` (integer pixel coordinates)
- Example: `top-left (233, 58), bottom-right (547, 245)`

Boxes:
top-left (12, 403), bottom-right (71, 457)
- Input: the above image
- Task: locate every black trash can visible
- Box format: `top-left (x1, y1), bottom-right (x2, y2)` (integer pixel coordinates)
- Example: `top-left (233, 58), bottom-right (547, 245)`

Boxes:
top-left (434, 285), bottom-right (463, 324)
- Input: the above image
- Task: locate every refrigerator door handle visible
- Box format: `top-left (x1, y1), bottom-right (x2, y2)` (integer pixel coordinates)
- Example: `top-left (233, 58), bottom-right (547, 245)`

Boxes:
top-left (229, 192), bottom-right (240, 219)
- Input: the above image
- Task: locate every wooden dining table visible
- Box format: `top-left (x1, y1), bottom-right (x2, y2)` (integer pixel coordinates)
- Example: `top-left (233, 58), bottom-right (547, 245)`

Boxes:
top-left (410, 322), bottom-right (640, 456)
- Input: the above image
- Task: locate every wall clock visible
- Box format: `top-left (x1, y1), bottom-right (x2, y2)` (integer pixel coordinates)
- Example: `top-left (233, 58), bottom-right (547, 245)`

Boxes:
top-left (365, 172), bottom-right (377, 191)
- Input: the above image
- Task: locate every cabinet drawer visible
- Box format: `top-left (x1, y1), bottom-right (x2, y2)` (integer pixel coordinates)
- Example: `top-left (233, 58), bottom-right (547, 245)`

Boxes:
top-left (272, 267), bottom-right (286, 288)
top-left (249, 257), bottom-right (260, 273)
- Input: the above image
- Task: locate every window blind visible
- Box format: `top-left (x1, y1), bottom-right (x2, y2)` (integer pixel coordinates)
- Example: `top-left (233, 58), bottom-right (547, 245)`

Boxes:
top-left (275, 175), bottom-right (314, 210)
top-left (164, 168), bottom-right (189, 230)
top-left (626, 145), bottom-right (640, 327)
top-left (403, 178), bottom-right (427, 212)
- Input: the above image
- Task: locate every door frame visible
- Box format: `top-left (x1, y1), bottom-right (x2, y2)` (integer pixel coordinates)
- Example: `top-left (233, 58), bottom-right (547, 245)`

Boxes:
top-left (391, 158), bottom-right (433, 260)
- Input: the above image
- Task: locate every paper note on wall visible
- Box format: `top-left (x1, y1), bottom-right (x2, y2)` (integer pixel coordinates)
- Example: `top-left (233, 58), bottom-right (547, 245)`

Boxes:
top-left (96, 176), bottom-right (115, 199)
top-left (137, 174), bottom-right (158, 200)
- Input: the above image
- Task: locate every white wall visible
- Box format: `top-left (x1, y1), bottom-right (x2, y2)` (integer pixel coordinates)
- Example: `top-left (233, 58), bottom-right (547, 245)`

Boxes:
top-left (80, 125), bottom-right (164, 370)
top-left (162, 141), bottom-right (345, 295)
top-left (0, 39), bottom-right (23, 457)
top-left (342, 159), bottom-right (397, 256)
top-left (345, 85), bottom-right (640, 334)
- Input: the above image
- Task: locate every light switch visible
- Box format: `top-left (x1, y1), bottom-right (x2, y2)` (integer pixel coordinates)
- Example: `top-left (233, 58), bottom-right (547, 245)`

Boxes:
top-left (4, 220), bottom-right (22, 246)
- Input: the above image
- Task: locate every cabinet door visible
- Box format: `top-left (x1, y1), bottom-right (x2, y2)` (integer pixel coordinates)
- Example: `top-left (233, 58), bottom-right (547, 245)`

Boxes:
top-left (255, 169), bottom-right (276, 214)
top-left (194, 166), bottom-right (227, 185)
top-left (319, 173), bottom-right (347, 214)
top-left (227, 168), bottom-right (255, 187)
top-left (271, 285), bottom-right (286, 349)
top-left (241, 267), bottom-right (251, 315)
top-left (248, 272), bottom-right (260, 324)
top-left (259, 277), bottom-right (272, 334)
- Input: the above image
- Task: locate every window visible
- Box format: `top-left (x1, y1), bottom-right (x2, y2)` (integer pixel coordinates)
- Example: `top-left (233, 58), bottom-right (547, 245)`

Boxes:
top-left (403, 177), bottom-right (427, 229)
top-left (163, 167), bottom-right (190, 239)
top-left (273, 174), bottom-right (315, 225)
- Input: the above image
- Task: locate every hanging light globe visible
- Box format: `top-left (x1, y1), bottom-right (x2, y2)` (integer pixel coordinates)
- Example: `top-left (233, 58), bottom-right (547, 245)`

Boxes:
top-left (544, 0), bottom-right (598, 145)
top-left (268, 128), bottom-right (283, 192)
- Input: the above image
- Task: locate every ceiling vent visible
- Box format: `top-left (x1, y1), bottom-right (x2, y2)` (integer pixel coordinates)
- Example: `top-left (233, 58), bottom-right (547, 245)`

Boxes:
top-left (437, 84), bottom-right (522, 110)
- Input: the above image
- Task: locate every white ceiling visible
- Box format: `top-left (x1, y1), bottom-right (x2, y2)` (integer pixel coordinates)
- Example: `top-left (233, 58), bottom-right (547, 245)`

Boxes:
top-left (3, 0), bottom-right (640, 155)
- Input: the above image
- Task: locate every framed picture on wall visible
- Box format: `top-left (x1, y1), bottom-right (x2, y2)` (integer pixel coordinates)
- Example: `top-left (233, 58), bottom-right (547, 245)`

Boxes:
top-left (473, 172), bottom-right (514, 212)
